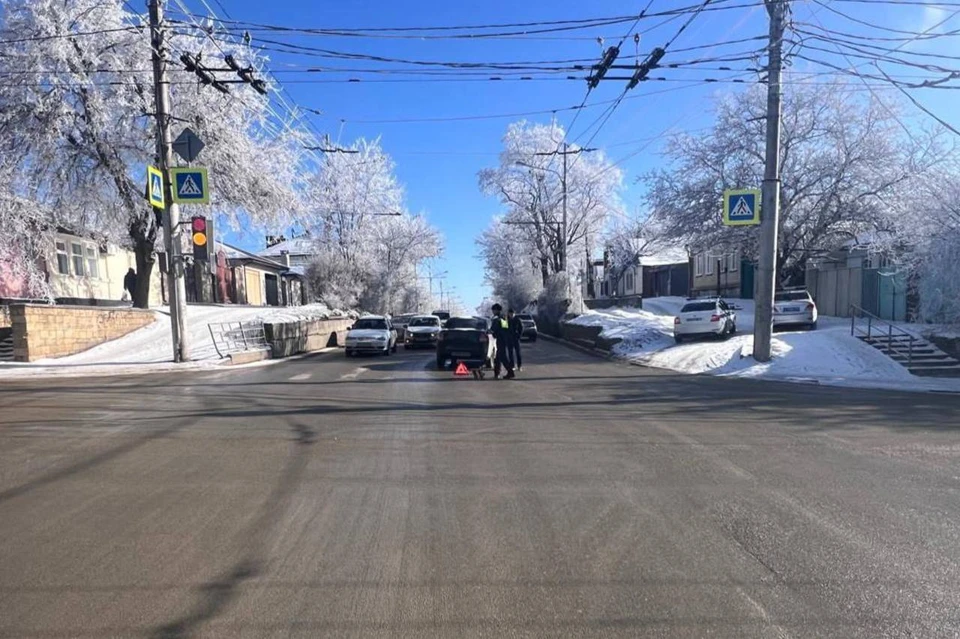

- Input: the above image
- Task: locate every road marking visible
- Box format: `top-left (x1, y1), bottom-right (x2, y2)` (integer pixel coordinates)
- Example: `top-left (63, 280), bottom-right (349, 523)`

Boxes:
top-left (339, 367), bottom-right (367, 381)
top-left (289, 373), bottom-right (311, 381)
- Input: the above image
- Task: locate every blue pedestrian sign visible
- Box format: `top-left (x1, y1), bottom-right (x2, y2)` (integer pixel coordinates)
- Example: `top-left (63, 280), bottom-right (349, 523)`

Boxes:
top-left (723, 188), bottom-right (761, 226)
top-left (147, 165), bottom-right (165, 209)
top-left (170, 167), bottom-right (210, 204)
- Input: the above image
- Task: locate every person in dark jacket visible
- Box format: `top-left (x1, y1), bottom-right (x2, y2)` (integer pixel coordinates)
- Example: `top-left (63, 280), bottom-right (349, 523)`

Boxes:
top-left (507, 309), bottom-right (523, 371)
top-left (123, 268), bottom-right (137, 301)
top-left (490, 303), bottom-right (515, 380)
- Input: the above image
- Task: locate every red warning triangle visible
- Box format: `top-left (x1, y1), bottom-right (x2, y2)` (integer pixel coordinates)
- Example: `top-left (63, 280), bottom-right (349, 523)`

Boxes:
top-left (454, 361), bottom-right (470, 376)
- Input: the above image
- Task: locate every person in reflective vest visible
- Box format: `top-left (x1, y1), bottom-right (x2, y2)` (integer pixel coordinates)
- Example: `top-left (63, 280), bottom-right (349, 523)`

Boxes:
top-left (490, 303), bottom-right (516, 379)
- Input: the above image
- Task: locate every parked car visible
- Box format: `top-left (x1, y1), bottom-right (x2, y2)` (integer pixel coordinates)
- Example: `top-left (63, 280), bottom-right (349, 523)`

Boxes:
top-left (431, 310), bottom-right (451, 327)
top-left (774, 289), bottom-right (818, 330)
top-left (404, 315), bottom-right (443, 349)
top-left (674, 299), bottom-right (737, 343)
top-left (516, 314), bottom-right (538, 341)
top-left (436, 316), bottom-right (496, 370)
top-left (344, 316), bottom-right (397, 356)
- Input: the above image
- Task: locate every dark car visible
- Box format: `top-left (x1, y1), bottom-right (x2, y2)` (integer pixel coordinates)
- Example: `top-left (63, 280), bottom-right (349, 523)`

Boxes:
top-left (516, 314), bottom-right (538, 341)
top-left (436, 316), bottom-right (496, 370)
top-left (431, 310), bottom-right (451, 327)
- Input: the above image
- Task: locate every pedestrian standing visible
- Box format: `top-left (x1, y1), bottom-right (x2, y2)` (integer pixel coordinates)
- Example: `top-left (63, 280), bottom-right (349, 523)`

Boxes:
top-left (123, 268), bottom-right (137, 302)
top-left (490, 303), bottom-right (515, 380)
top-left (507, 308), bottom-right (523, 371)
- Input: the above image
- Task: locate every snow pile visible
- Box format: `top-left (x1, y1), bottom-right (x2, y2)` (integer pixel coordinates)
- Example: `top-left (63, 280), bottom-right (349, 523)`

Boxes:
top-left (5, 303), bottom-right (337, 369)
top-left (570, 299), bottom-right (960, 393)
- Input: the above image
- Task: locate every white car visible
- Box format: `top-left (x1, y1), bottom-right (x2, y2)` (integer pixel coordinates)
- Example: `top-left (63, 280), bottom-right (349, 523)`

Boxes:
top-left (674, 299), bottom-right (737, 343)
top-left (404, 315), bottom-right (443, 349)
top-left (344, 315), bottom-right (397, 356)
top-left (774, 290), bottom-right (818, 330)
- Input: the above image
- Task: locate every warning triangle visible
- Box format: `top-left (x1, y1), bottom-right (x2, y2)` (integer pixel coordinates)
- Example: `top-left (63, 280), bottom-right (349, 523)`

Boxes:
top-left (454, 361), bottom-right (470, 376)
top-left (179, 175), bottom-right (203, 196)
top-left (731, 197), bottom-right (752, 219)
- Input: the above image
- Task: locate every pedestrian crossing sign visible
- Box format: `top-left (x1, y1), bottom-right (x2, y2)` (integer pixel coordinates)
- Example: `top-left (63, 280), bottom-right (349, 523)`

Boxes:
top-left (723, 188), bottom-right (761, 226)
top-left (147, 165), bottom-right (165, 208)
top-left (170, 167), bottom-right (210, 204)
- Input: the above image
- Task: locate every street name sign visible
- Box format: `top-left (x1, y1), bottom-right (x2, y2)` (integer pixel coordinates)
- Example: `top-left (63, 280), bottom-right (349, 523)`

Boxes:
top-left (723, 188), bottom-right (761, 226)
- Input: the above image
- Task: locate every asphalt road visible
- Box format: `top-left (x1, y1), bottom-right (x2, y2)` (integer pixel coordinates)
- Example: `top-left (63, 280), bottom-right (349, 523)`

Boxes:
top-left (2, 339), bottom-right (960, 638)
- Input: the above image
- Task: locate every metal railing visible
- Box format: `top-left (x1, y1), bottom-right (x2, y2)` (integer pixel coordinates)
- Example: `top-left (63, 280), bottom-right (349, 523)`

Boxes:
top-left (849, 304), bottom-right (917, 368)
top-left (208, 321), bottom-right (268, 358)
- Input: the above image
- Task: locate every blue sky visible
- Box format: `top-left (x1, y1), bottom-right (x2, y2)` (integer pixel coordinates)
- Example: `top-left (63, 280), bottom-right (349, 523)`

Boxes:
top-left (190, 0), bottom-right (959, 310)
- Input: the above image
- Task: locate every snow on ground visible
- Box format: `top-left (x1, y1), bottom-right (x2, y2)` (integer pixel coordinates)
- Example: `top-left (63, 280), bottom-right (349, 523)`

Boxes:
top-left (0, 303), bottom-right (341, 377)
top-left (570, 298), bottom-right (960, 393)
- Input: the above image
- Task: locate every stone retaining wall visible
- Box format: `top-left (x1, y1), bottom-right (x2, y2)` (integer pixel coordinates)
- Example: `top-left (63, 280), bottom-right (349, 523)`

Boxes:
top-left (263, 317), bottom-right (354, 358)
top-left (10, 304), bottom-right (155, 362)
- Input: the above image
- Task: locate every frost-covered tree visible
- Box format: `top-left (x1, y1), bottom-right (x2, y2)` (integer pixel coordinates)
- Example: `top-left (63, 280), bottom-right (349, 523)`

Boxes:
top-left (0, 0), bottom-right (307, 307)
top-left (478, 121), bottom-right (623, 286)
top-left (644, 82), bottom-right (945, 285)
top-left (476, 219), bottom-right (543, 312)
top-left (601, 214), bottom-right (667, 295)
top-left (303, 139), bottom-right (442, 312)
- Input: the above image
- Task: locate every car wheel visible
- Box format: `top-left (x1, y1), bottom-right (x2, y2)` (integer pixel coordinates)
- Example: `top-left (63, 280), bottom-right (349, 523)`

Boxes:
top-left (531, 334), bottom-right (538, 342)
top-left (730, 322), bottom-right (737, 335)
top-left (345, 349), bottom-right (352, 357)
top-left (674, 335), bottom-right (683, 344)
top-left (436, 356), bottom-right (446, 370)
top-left (808, 321), bottom-right (818, 331)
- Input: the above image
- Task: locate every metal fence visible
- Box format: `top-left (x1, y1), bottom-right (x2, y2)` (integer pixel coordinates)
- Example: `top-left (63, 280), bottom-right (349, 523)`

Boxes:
top-left (208, 321), bottom-right (267, 358)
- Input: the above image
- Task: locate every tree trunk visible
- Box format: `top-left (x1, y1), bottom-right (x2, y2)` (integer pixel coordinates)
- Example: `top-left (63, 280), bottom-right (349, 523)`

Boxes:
top-left (540, 257), bottom-right (550, 287)
top-left (130, 214), bottom-right (158, 309)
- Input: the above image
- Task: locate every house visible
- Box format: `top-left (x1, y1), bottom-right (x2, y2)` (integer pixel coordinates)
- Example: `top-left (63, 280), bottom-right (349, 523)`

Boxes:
top-left (690, 247), bottom-right (755, 299)
top-left (583, 247), bottom-right (690, 306)
top-left (0, 228), bottom-right (162, 306)
top-left (257, 235), bottom-right (315, 269)
top-left (218, 243), bottom-right (305, 307)
top-left (805, 243), bottom-right (908, 321)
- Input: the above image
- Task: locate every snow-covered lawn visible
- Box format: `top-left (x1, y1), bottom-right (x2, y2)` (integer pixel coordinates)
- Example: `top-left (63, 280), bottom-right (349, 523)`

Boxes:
top-left (0, 303), bottom-right (342, 377)
top-left (570, 298), bottom-right (960, 393)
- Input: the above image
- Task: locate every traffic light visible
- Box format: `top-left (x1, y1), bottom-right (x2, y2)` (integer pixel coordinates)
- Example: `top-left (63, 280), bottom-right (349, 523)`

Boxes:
top-left (191, 216), bottom-right (209, 262)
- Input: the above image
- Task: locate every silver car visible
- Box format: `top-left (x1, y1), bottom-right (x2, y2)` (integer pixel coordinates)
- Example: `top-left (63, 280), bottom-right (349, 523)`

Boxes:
top-left (773, 290), bottom-right (818, 330)
top-left (403, 315), bottom-right (442, 350)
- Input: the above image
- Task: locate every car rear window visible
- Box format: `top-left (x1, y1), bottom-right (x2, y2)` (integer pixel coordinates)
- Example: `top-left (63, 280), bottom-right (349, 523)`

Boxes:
top-left (446, 317), bottom-right (484, 330)
top-left (680, 302), bottom-right (717, 313)
top-left (775, 291), bottom-right (811, 302)
top-left (353, 318), bottom-right (387, 330)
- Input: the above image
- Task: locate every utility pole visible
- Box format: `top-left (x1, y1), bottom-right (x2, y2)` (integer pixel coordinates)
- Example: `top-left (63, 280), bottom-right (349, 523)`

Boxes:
top-left (753, 0), bottom-right (787, 363)
top-left (149, 0), bottom-right (189, 362)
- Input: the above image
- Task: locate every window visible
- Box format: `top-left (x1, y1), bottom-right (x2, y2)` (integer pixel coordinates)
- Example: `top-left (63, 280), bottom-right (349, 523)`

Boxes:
top-left (85, 246), bottom-right (99, 279)
top-left (71, 242), bottom-right (85, 277)
top-left (680, 301), bottom-right (718, 313)
top-left (729, 251), bottom-right (739, 272)
top-left (625, 270), bottom-right (634, 292)
top-left (705, 255), bottom-right (714, 276)
top-left (55, 241), bottom-right (70, 275)
top-left (695, 254), bottom-right (703, 277)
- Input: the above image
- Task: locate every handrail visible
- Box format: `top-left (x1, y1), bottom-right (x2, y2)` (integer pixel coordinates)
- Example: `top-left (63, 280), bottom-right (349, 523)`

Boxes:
top-left (849, 304), bottom-right (917, 367)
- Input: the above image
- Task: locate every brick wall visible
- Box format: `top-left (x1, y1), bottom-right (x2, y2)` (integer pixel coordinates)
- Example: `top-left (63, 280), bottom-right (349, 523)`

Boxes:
top-left (10, 304), bottom-right (156, 362)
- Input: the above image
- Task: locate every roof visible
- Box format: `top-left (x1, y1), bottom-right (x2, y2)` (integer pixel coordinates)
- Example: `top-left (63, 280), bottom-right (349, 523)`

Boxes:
top-left (258, 236), bottom-right (315, 258)
top-left (638, 246), bottom-right (689, 267)
top-left (219, 242), bottom-right (289, 271)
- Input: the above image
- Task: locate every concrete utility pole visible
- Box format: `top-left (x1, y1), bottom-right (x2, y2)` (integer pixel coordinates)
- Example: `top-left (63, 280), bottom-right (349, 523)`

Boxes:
top-left (753, 0), bottom-right (787, 363)
top-left (149, 0), bottom-right (189, 362)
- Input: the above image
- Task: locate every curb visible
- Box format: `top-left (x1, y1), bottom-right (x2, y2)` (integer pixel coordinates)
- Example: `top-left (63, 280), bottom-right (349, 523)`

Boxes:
top-left (538, 333), bottom-right (616, 361)
top-left (227, 348), bottom-right (272, 366)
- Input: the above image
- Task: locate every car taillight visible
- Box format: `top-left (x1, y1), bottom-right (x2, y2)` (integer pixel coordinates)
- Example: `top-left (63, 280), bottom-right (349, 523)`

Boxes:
top-left (806, 303), bottom-right (815, 310)
top-left (674, 317), bottom-right (681, 325)
top-left (710, 314), bottom-right (721, 322)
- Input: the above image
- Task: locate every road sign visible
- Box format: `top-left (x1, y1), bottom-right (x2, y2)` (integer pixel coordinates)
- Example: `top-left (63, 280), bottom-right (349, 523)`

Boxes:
top-left (170, 167), bottom-right (210, 204)
top-left (147, 165), bottom-right (165, 208)
top-left (454, 361), bottom-right (470, 376)
top-left (172, 127), bottom-right (205, 163)
top-left (723, 188), bottom-right (761, 226)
